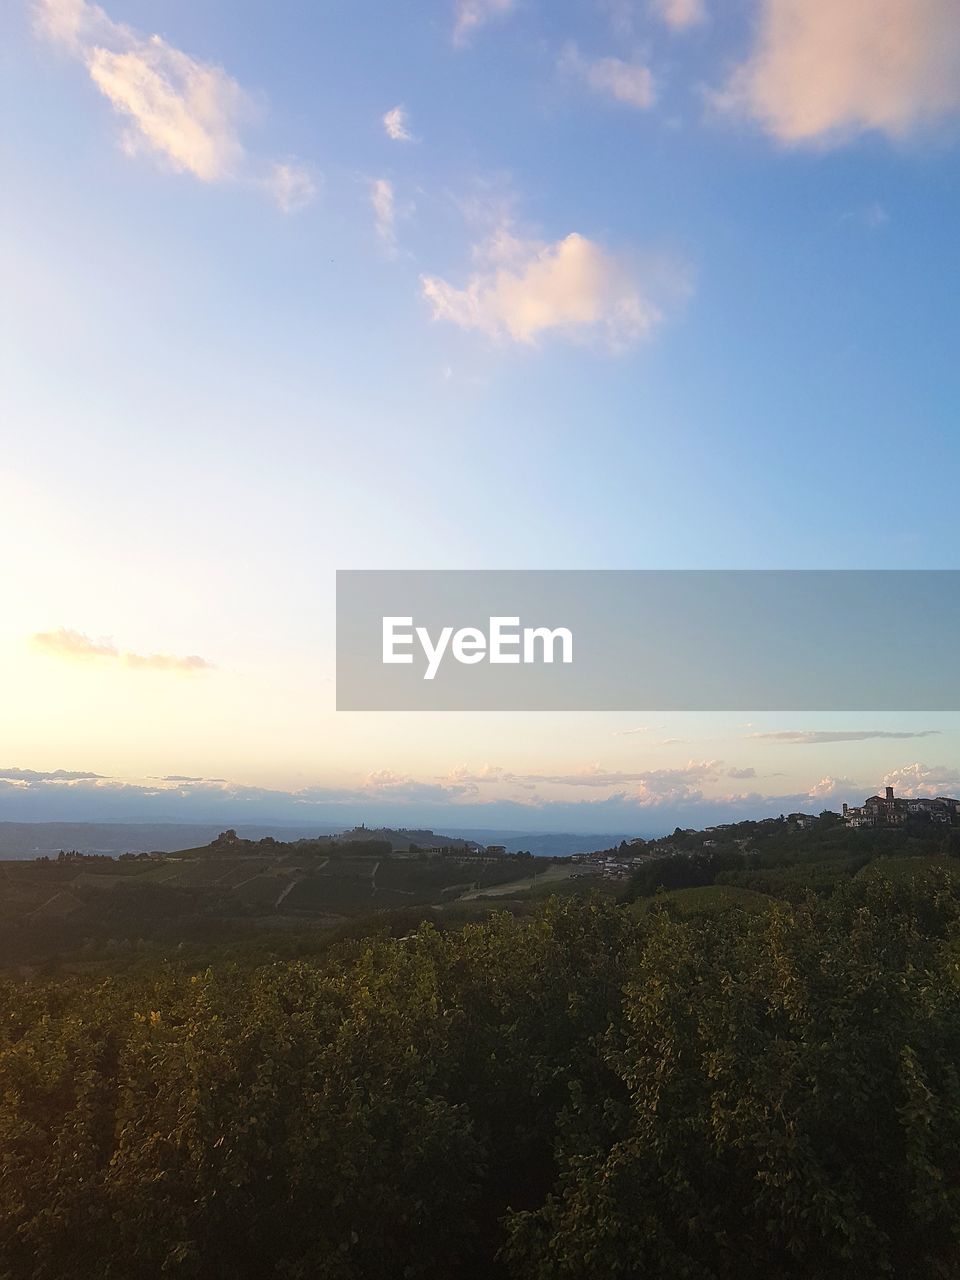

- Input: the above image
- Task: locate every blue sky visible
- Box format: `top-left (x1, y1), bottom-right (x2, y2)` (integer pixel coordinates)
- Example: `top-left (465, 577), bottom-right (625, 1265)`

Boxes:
top-left (2, 0), bottom-right (960, 836)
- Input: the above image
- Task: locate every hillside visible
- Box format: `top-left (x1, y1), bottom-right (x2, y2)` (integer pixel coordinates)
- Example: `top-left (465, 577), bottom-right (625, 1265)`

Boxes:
top-left (0, 829), bottom-right (593, 968)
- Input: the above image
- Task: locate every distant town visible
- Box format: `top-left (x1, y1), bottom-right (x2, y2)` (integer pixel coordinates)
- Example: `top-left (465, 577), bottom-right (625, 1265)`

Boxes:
top-left (843, 786), bottom-right (960, 828)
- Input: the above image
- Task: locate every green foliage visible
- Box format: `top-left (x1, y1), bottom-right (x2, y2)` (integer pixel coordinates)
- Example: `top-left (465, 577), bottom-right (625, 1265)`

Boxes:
top-left (0, 898), bottom-right (631, 1280)
top-left (505, 876), bottom-right (960, 1279)
top-left (633, 884), bottom-right (775, 916)
top-left (8, 877), bottom-right (960, 1278)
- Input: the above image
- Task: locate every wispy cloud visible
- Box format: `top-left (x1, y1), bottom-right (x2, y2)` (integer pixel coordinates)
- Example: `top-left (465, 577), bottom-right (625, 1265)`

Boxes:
top-left (842, 201), bottom-right (890, 230)
top-left (453, 0), bottom-right (516, 47)
top-left (33, 0), bottom-right (316, 208)
top-left (716, 0), bottom-right (960, 144)
top-left (371, 177), bottom-right (397, 252)
top-left (31, 627), bottom-right (214, 673)
top-left (749, 729), bottom-right (940, 745)
top-left (422, 224), bottom-right (686, 347)
top-left (560, 42), bottom-right (655, 109)
top-left (267, 162), bottom-right (319, 214)
top-left (383, 104), bottom-right (415, 142)
top-left (727, 766), bottom-right (756, 779)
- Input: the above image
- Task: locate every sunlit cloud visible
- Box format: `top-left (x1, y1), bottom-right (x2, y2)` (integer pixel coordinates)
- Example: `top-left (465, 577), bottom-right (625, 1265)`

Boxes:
top-left (444, 764), bottom-right (512, 783)
top-left (422, 225), bottom-right (685, 347)
top-left (560, 42), bottom-right (655, 109)
top-left (31, 627), bottom-right (214, 673)
top-left (717, 0), bottom-right (960, 144)
top-left (453, 0), bottom-right (515, 47)
top-left (882, 763), bottom-right (960, 798)
top-left (33, 0), bottom-right (315, 208)
top-left (360, 768), bottom-right (481, 798)
top-left (807, 775), bottom-right (859, 798)
top-left (651, 0), bottom-right (705, 29)
top-left (383, 104), bottom-right (414, 142)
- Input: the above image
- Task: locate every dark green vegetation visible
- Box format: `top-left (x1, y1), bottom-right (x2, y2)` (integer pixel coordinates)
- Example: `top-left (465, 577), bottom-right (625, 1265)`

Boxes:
top-left (5, 818), bottom-right (960, 1277)
top-left (624, 808), bottom-right (960, 905)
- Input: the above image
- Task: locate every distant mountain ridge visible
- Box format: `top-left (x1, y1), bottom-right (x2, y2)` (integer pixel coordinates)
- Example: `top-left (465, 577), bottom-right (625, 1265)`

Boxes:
top-left (0, 821), bottom-right (343, 860)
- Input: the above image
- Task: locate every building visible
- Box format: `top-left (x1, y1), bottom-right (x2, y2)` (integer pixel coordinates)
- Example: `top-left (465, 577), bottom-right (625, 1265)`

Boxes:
top-left (787, 812), bottom-right (818, 830)
top-left (843, 786), bottom-right (960, 828)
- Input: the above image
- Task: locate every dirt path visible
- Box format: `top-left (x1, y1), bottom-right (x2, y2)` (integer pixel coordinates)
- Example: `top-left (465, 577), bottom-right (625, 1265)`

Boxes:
top-left (458, 863), bottom-right (579, 901)
top-left (274, 877), bottom-right (303, 909)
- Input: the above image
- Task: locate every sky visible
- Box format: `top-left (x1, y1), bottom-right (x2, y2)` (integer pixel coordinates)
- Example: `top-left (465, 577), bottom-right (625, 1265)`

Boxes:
top-left (2, 0), bottom-right (960, 836)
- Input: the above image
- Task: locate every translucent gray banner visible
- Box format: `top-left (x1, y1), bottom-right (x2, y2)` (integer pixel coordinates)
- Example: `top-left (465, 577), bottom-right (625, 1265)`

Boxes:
top-left (336, 570), bottom-right (960, 711)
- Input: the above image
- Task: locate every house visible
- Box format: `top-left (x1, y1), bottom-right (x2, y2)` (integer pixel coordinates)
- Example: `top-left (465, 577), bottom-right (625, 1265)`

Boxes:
top-left (787, 812), bottom-right (818, 830)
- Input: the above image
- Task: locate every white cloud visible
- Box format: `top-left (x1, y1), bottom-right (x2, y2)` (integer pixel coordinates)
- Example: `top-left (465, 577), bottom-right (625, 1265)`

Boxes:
top-left (34, 0), bottom-right (315, 207)
top-left (84, 39), bottom-right (247, 181)
top-left (453, 0), bottom-right (515, 47)
top-left (444, 764), bottom-right (512, 783)
top-left (361, 770), bottom-right (479, 803)
top-left (650, 0), bottom-right (705, 31)
top-left (371, 177), bottom-right (397, 251)
top-left (421, 225), bottom-right (678, 347)
top-left (882, 763), bottom-right (960, 798)
top-left (561, 42), bottom-right (655, 109)
top-left (383, 105), bottom-right (414, 142)
top-left (719, 0), bottom-right (960, 143)
top-left (807, 775), bottom-right (859, 799)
